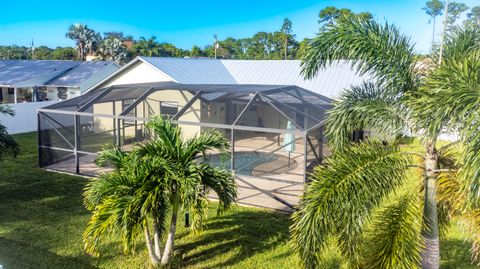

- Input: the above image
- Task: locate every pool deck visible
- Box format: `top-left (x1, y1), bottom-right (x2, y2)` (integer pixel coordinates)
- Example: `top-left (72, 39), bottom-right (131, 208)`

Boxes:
top-left (44, 132), bottom-right (308, 213)
top-left (46, 159), bottom-right (304, 213)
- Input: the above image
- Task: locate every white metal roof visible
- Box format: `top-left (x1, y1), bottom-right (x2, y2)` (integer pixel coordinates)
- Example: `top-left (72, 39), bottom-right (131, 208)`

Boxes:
top-left (0, 60), bottom-right (119, 88)
top-left (46, 61), bottom-right (118, 87)
top-left (138, 57), bottom-right (372, 99)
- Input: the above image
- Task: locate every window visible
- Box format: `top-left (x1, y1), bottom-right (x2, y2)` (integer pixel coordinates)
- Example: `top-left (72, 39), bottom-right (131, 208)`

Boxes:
top-left (16, 88), bottom-right (33, 103)
top-left (7, 88), bottom-right (14, 95)
top-left (57, 87), bottom-right (68, 100)
top-left (160, 101), bottom-right (178, 117)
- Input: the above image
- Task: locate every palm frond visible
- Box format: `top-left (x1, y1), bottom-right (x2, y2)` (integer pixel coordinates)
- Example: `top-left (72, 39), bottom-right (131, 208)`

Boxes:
top-left (184, 129), bottom-right (230, 159)
top-left (462, 209), bottom-right (480, 264)
top-left (0, 124), bottom-right (19, 160)
top-left (362, 193), bottom-right (423, 269)
top-left (0, 104), bottom-right (19, 160)
top-left (441, 26), bottom-right (480, 62)
top-left (95, 146), bottom-right (129, 169)
top-left (0, 104), bottom-right (15, 117)
top-left (200, 164), bottom-right (237, 213)
top-left (420, 49), bottom-right (480, 205)
top-left (290, 141), bottom-right (410, 268)
top-left (302, 17), bottom-right (417, 94)
top-left (325, 82), bottom-right (408, 150)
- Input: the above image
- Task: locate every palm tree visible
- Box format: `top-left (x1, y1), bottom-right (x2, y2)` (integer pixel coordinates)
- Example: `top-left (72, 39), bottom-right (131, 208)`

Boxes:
top-left (83, 116), bottom-right (236, 266)
top-left (99, 37), bottom-right (128, 64)
top-left (132, 36), bottom-right (161, 57)
top-left (0, 105), bottom-right (19, 160)
top-left (290, 18), bottom-right (480, 269)
top-left (66, 24), bottom-right (101, 60)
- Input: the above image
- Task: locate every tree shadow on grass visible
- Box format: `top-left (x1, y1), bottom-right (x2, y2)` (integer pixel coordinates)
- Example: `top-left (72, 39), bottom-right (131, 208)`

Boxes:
top-left (173, 208), bottom-right (292, 268)
top-left (0, 236), bottom-right (97, 269)
top-left (441, 238), bottom-right (477, 269)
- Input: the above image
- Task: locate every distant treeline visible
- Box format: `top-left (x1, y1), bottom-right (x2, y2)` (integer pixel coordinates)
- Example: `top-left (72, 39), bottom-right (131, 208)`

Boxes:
top-left (1, 3), bottom-right (478, 64)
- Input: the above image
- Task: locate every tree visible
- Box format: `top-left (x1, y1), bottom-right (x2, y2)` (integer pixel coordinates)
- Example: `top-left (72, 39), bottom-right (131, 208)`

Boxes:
top-left (318, 6), bottom-right (372, 30)
top-left (0, 105), bottom-right (19, 161)
top-left (66, 23), bottom-right (100, 60)
top-left (131, 36), bottom-right (161, 57)
top-left (465, 6), bottom-right (480, 27)
top-left (423, 0), bottom-right (445, 49)
top-left (296, 38), bottom-right (311, 60)
top-left (281, 18), bottom-right (293, 59)
top-left (99, 37), bottom-right (128, 64)
top-left (33, 46), bottom-right (53, 60)
top-left (83, 117), bottom-right (237, 266)
top-left (446, 2), bottom-right (469, 29)
top-left (190, 45), bottom-right (204, 57)
top-left (0, 45), bottom-right (29, 59)
top-left (291, 17), bottom-right (480, 269)
top-left (51, 47), bottom-right (77, 60)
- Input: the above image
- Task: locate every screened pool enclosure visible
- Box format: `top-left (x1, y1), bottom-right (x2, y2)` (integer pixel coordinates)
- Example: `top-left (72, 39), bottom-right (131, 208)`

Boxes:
top-left (38, 82), bottom-right (331, 200)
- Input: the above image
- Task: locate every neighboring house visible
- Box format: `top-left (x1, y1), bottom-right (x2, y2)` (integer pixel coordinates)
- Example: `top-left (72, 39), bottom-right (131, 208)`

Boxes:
top-left (87, 56), bottom-right (372, 100)
top-left (0, 60), bottom-right (120, 103)
top-left (0, 60), bottom-right (120, 133)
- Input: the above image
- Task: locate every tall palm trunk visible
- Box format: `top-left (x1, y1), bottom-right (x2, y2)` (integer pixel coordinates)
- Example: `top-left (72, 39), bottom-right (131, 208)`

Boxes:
top-left (153, 218), bottom-right (162, 258)
top-left (421, 141), bottom-right (440, 269)
top-left (432, 17), bottom-right (436, 49)
top-left (144, 222), bottom-right (161, 265)
top-left (161, 193), bottom-right (180, 265)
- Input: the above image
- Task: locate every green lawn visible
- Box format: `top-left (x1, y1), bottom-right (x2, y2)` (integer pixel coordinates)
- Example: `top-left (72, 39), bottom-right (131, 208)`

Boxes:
top-left (0, 133), bottom-right (476, 268)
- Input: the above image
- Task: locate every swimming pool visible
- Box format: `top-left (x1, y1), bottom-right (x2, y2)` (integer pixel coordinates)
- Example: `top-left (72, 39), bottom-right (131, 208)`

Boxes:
top-left (208, 151), bottom-right (297, 176)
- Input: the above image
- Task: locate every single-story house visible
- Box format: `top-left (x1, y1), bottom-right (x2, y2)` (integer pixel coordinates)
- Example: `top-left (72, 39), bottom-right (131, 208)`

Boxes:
top-left (0, 60), bottom-right (120, 133)
top-left (38, 57), bottom-right (371, 211)
top-left (0, 60), bottom-right (120, 103)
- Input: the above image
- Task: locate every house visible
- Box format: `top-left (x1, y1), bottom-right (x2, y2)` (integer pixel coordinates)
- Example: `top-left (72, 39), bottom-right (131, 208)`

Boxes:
top-left (38, 57), bottom-right (372, 211)
top-left (0, 60), bottom-right (120, 133)
top-left (0, 60), bottom-right (120, 103)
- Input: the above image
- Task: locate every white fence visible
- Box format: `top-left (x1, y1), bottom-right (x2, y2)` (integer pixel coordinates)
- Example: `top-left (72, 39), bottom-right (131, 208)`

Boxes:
top-left (0, 101), bottom-right (57, 134)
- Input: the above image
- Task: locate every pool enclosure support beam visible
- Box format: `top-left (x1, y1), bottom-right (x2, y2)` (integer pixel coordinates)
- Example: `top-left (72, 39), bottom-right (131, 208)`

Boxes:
top-left (230, 126), bottom-right (235, 173)
top-left (230, 92), bottom-right (260, 173)
top-left (74, 114), bottom-right (80, 174)
top-left (77, 86), bottom-right (114, 112)
top-left (41, 114), bottom-right (75, 150)
top-left (288, 85), bottom-right (335, 103)
top-left (171, 90), bottom-right (203, 121)
top-left (119, 87), bottom-right (154, 116)
top-left (279, 88), bottom-right (330, 111)
top-left (112, 101), bottom-right (116, 146)
top-left (259, 93), bottom-right (304, 130)
top-left (260, 93), bottom-right (321, 124)
top-left (303, 132), bottom-right (308, 184)
top-left (232, 92), bottom-right (259, 126)
top-left (37, 113), bottom-right (42, 167)
top-left (306, 135), bottom-right (321, 163)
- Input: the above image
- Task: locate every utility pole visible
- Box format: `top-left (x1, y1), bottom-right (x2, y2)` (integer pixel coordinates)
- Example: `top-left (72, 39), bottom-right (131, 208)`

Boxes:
top-left (30, 39), bottom-right (35, 59)
top-left (438, 0), bottom-right (449, 65)
top-left (214, 34), bottom-right (218, 59)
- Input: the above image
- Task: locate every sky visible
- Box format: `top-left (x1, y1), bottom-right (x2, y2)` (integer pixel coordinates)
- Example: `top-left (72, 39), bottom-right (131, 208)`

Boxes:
top-left (0, 0), bottom-right (478, 54)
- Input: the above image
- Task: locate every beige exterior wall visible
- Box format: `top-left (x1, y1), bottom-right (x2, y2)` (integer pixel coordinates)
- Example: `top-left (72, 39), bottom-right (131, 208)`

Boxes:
top-left (148, 90), bottom-right (200, 139)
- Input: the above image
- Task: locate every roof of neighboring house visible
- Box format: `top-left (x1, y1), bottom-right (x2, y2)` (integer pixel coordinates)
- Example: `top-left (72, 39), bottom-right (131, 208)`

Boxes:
top-left (0, 60), bottom-right (120, 90)
top-left (136, 57), bottom-right (373, 99)
top-left (46, 61), bottom-right (117, 87)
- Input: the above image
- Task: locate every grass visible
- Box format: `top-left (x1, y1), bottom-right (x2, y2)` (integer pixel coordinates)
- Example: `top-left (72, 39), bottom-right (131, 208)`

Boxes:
top-left (0, 132), bottom-right (300, 269)
top-left (0, 132), bottom-right (476, 268)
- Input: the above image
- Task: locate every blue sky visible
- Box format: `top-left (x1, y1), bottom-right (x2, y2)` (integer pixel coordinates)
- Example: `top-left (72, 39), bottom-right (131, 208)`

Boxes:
top-left (0, 0), bottom-right (477, 54)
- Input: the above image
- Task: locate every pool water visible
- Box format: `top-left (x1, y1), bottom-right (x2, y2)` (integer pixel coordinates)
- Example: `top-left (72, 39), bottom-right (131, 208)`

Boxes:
top-left (209, 152), bottom-right (278, 176)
